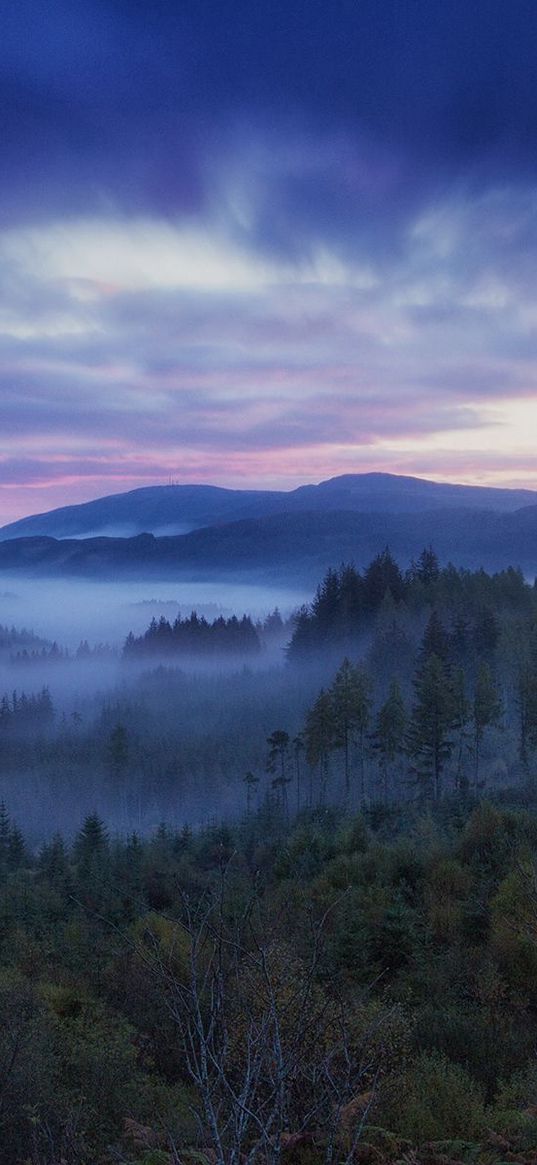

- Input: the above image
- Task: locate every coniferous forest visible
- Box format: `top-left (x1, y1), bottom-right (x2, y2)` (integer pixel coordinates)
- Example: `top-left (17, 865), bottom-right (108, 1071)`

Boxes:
top-left (4, 550), bottom-right (537, 1161)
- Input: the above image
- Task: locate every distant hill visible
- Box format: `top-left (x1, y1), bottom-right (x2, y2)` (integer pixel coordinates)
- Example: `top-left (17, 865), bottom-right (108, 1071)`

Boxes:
top-left (0, 505), bottom-right (535, 583)
top-left (0, 484), bottom-right (285, 540)
top-left (1, 473), bottom-right (535, 541)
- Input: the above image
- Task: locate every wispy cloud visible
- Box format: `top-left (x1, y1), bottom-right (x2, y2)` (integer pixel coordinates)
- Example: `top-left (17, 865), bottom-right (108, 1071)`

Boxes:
top-left (1, 2), bottom-right (537, 517)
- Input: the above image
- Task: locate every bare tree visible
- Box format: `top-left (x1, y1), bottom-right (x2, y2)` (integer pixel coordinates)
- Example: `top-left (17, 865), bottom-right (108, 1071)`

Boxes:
top-left (134, 866), bottom-right (382, 1165)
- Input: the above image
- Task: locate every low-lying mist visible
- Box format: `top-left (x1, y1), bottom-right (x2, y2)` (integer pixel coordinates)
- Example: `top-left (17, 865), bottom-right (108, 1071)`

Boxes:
top-left (0, 575), bottom-right (309, 649)
top-left (2, 550), bottom-right (533, 846)
top-left (0, 573), bottom-right (317, 840)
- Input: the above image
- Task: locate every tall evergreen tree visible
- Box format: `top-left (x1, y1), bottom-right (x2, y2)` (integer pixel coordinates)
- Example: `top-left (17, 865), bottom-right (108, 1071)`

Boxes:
top-left (473, 607), bottom-right (500, 661)
top-left (311, 568), bottom-right (341, 636)
top-left (292, 733), bottom-right (305, 811)
top-left (330, 658), bottom-right (372, 804)
top-left (38, 832), bottom-right (69, 889)
top-left (371, 679), bottom-right (406, 803)
top-left (304, 689), bottom-right (335, 806)
top-left (418, 609), bottom-right (451, 667)
top-left (337, 564), bottom-right (364, 638)
top-left (74, 812), bottom-right (109, 875)
top-left (363, 547), bottom-right (405, 610)
top-left (406, 654), bottom-right (456, 801)
top-left (449, 667), bottom-right (470, 793)
top-left (516, 633), bottom-right (537, 775)
top-left (473, 663), bottom-right (502, 792)
top-left (412, 546), bottom-right (440, 587)
top-left (266, 731), bottom-right (292, 814)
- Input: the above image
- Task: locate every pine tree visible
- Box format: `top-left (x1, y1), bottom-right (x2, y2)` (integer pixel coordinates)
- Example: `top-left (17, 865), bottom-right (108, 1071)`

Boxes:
top-left (363, 548), bottom-right (405, 610)
top-left (74, 812), bottom-right (109, 873)
top-left (406, 654), bottom-right (456, 801)
top-left (516, 634), bottom-right (537, 775)
top-left (311, 569), bottom-right (341, 637)
top-left (372, 679), bottom-right (406, 803)
top-left (473, 607), bottom-right (500, 660)
top-left (337, 565), bottom-right (365, 638)
top-left (418, 609), bottom-right (451, 667)
top-left (292, 733), bottom-right (305, 811)
top-left (39, 832), bottom-right (69, 887)
top-left (452, 667), bottom-right (471, 794)
top-left (330, 659), bottom-right (372, 805)
top-left (473, 663), bottom-right (502, 792)
top-left (266, 731), bottom-right (292, 815)
top-left (304, 689), bottom-right (335, 806)
top-left (412, 546), bottom-right (440, 587)
top-left (7, 825), bottom-right (27, 871)
top-left (286, 606), bottom-right (315, 661)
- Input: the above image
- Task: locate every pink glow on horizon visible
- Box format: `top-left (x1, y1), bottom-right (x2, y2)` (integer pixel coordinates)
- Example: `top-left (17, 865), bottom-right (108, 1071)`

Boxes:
top-left (2, 448), bottom-right (537, 525)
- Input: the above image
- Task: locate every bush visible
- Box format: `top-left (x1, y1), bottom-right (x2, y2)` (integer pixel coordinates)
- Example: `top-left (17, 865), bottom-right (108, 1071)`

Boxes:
top-left (375, 1051), bottom-right (487, 1143)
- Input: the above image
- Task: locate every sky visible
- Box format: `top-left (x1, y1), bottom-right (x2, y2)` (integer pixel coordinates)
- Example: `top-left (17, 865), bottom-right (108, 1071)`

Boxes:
top-left (2, 0), bottom-right (537, 521)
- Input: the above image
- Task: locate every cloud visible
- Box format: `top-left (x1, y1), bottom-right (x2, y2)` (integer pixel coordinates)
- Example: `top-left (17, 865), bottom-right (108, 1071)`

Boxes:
top-left (1, 153), bottom-right (537, 517)
top-left (1, 1), bottom-right (537, 236)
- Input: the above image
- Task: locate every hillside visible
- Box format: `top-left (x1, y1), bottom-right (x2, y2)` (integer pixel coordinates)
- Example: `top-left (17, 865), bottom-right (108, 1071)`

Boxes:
top-left (0, 504), bottom-right (536, 582)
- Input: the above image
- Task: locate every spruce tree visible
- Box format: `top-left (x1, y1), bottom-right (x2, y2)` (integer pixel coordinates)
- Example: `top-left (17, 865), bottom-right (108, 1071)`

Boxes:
top-left (473, 663), bottom-right (502, 792)
top-left (413, 546), bottom-right (440, 587)
top-left (418, 609), bottom-right (451, 667)
top-left (304, 689), bottom-right (335, 806)
top-left (406, 654), bottom-right (456, 801)
top-left (74, 812), bottom-right (109, 877)
top-left (292, 733), bottom-right (305, 811)
top-left (452, 667), bottom-right (470, 794)
top-left (7, 825), bottom-right (27, 871)
top-left (266, 731), bottom-right (292, 815)
top-left (372, 679), bottom-right (406, 803)
top-left (363, 548), bottom-right (405, 610)
top-left (330, 658), bottom-right (372, 805)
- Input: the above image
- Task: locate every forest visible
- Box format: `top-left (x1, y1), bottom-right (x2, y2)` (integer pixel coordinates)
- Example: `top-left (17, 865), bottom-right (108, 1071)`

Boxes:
top-left (4, 796), bottom-right (537, 1162)
top-left (1, 548), bottom-right (537, 1161)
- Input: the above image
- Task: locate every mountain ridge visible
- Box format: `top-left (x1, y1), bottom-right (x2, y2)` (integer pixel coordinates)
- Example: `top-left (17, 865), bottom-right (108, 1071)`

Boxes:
top-left (1, 472), bottom-right (535, 542)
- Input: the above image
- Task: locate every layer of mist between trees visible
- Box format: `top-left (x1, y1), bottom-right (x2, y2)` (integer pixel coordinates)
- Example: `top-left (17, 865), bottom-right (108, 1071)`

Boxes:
top-left (0, 576), bottom-right (308, 650)
top-left (0, 547), bottom-right (537, 838)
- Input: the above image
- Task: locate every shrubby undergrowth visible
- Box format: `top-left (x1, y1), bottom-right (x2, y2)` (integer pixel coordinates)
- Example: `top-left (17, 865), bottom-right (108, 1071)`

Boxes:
top-left (1, 796), bottom-right (537, 1162)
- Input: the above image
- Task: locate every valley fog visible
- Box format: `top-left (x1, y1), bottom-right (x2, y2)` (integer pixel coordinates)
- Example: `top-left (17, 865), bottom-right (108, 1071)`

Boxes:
top-left (0, 575), bottom-right (309, 649)
top-left (0, 574), bottom-right (317, 838)
top-left (0, 552), bottom-right (535, 844)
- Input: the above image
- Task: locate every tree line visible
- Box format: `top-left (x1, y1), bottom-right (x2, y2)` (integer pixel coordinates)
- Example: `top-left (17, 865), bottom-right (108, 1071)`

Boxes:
top-left (124, 611), bottom-right (262, 657)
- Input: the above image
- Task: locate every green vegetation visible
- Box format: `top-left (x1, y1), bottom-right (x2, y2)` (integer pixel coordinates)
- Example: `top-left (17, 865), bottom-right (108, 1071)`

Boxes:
top-left (2, 798), bottom-right (537, 1161)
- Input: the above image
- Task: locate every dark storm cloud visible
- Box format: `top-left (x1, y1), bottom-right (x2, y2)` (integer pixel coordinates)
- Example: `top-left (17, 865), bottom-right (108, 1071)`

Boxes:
top-left (3, 0), bottom-right (537, 249)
